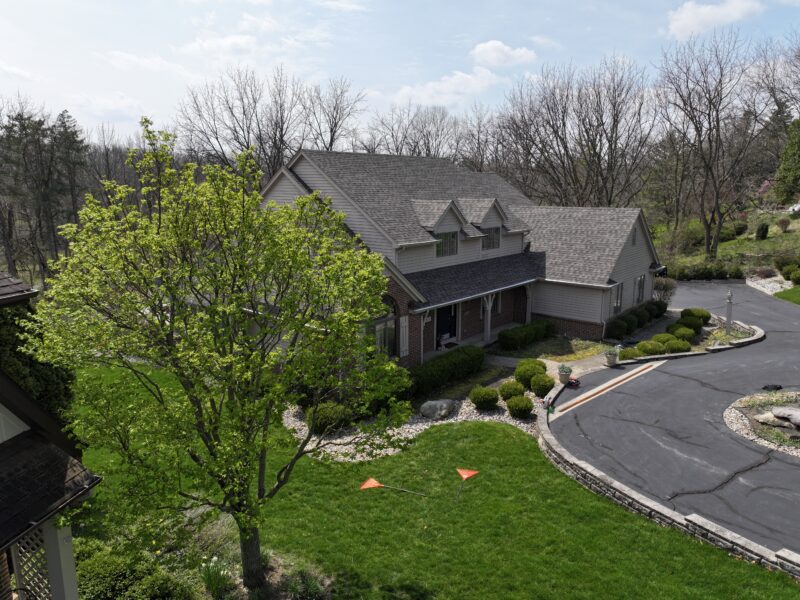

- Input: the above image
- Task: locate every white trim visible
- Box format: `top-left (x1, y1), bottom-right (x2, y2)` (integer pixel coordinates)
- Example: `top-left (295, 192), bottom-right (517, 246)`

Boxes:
top-left (409, 278), bottom-right (540, 314)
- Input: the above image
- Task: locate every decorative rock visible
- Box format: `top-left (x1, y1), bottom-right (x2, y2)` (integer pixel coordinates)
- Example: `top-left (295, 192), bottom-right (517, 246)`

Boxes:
top-left (754, 412), bottom-right (796, 429)
top-left (419, 399), bottom-right (455, 420)
top-left (772, 406), bottom-right (800, 427)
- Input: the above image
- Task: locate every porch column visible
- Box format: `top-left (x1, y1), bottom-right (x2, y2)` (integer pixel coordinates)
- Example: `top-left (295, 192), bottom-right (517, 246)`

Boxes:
top-left (482, 293), bottom-right (495, 342)
top-left (525, 283), bottom-right (535, 324)
top-left (41, 519), bottom-right (79, 600)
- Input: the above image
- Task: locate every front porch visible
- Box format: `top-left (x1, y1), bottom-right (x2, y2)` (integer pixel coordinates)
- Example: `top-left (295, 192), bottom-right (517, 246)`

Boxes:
top-left (423, 321), bottom-right (520, 362)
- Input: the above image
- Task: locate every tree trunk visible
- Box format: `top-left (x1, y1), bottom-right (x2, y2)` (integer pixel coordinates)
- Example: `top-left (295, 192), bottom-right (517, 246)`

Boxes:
top-left (237, 523), bottom-right (268, 595)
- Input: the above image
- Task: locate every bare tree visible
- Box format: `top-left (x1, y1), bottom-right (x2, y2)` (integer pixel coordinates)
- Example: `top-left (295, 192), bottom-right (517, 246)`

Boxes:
top-left (366, 102), bottom-right (420, 155)
top-left (302, 76), bottom-right (365, 151)
top-left (459, 103), bottom-right (501, 172)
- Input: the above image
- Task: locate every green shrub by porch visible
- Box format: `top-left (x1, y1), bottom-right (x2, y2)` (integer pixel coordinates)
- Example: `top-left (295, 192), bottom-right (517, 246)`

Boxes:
top-left (410, 345), bottom-right (485, 396)
top-left (621, 314), bottom-right (639, 334)
top-left (618, 347), bottom-right (643, 360)
top-left (680, 308), bottom-right (711, 325)
top-left (652, 333), bottom-right (676, 345)
top-left (307, 402), bottom-right (354, 435)
top-left (514, 359), bottom-right (547, 388)
top-left (633, 308), bottom-right (651, 327)
top-left (665, 339), bottom-right (692, 353)
top-left (666, 325), bottom-right (696, 342)
top-left (499, 380), bottom-right (525, 400)
top-left (506, 395), bottom-right (533, 419)
top-left (636, 340), bottom-right (666, 356)
top-left (469, 386), bottom-right (499, 411)
top-left (497, 319), bottom-right (553, 350)
top-left (530, 374), bottom-right (555, 398)
top-left (676, 316), bottom-right (703, 333)
top-left (606, 319), bottom-right (628, 340)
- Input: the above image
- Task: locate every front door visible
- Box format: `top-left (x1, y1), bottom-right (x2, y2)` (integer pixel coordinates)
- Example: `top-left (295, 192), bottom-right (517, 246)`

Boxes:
top-left (436, 305), bottom-right (457, 341)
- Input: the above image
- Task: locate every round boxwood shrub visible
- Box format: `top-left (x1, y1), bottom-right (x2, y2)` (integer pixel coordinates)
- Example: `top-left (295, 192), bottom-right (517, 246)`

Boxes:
top-left (514, 359), bottom-right (546, 388)
top-left (636, 340), bottom-right (666, 356)
top-left (669, 325), bottom-right (696, 342)
top-left (127, 572), bottom-right (199, 600)
top-left (633, 308), bottom-right (651, 327)
top-left (680, 307), bottom-right (711, 324)
top-left (652, 300), bottom-right (668, 316)
top-left (530, 374), bottom-right (555, 398)
top-left (77, 551), bottom-right (154, 600)
top-left (606, 319), bottom-right (627, 340)
top-left (506, 395), bottom-right (533, 419)
top-left (618, 347), bottom-right (643, 360)
top-left (622, 314), bottom-right (639, 333)
top-left (676, 315), bottom-right (703, 333)
top-left (498, 380), bottom-right (525, 400)
top-left (307, 402), bottom-right (353, 435)
top-left (665, 339), bottom-right (692, 353)
top-left (469, 385), bottom-right (499, 410)
top-left (652, 333), bottom-right (676, 345)
top-left (644, 302), bottom-right (661, 319)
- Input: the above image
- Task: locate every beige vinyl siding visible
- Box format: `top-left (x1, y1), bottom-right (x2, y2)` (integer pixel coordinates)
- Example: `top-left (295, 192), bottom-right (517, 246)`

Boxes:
top-left (290, 157), bottom-right (396, 258)
top-left (0, 402), bottom-right (28, 444)
top-left (263, 172), bottom-right (306, 205)
top-left (532, 281), bottom-right (605, 323)
top-left (608, 218), bottom-right (656, 315)
top-left (434, 208), bottom-right (462, 232)
top-left (397, 232), bottom-right (524, 273)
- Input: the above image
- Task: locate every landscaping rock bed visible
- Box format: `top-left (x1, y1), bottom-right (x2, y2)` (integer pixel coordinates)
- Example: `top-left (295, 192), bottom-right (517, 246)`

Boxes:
top-left (746, 275), bottom-right (793, 296)
top-left (724, 391), bottom-right (800, 459)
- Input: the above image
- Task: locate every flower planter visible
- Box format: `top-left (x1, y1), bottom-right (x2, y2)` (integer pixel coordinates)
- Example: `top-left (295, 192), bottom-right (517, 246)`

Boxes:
top-left (604, 352), bottom-right (618, 367)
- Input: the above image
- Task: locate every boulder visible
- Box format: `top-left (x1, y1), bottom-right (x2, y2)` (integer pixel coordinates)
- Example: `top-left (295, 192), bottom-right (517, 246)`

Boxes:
top-left (419, 399), bottom-right (455, 420)
top-left (754, 412), bottom-right (796, 429)
top-left (771, 406), bottom-right (800, 427)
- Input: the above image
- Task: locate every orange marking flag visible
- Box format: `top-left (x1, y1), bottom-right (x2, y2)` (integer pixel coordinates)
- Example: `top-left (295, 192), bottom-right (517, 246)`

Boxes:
top-left (360, 478), bottom-right (385, 490)
top-left (457, 468), bottom-right (479, 481)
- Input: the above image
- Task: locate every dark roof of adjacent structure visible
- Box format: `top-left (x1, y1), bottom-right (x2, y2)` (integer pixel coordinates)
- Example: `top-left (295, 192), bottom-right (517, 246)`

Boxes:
top-left (0, 431), bottom-right (100, 550)
top-left (0, 273), bottom-right (37, 306)
top-left (404, 252), bottom-right (546, 311)
top-left (296, 150), bottom-right (533, 246)
top-left (508, 206), bottom-right (648, 287)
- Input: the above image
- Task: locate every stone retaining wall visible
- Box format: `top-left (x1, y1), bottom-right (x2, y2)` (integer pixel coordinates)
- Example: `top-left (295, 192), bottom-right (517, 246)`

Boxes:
top-left (536, 386), bottom-right (800, 581)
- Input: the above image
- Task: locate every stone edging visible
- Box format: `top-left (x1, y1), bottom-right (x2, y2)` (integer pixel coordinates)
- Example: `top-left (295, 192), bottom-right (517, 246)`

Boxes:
top-left (537, 385), bottom-right (800, 581)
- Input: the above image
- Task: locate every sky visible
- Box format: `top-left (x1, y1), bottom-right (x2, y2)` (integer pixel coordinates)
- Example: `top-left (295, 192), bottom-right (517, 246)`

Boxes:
top-left (1, 0), bottom-right (798, 137)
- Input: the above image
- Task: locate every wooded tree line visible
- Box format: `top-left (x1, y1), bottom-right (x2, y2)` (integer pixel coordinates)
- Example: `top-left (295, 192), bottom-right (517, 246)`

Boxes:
top-left (3, 30), bottom-right (800, 281)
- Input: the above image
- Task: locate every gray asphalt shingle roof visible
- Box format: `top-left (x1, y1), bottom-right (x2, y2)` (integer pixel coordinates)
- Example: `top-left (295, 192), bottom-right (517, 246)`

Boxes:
top-left (508, 205), bottom-right (644, 286)
top-left (0, 273), bottom-right (36, 306)
top-left (298, 150), bottom-right (533, 246)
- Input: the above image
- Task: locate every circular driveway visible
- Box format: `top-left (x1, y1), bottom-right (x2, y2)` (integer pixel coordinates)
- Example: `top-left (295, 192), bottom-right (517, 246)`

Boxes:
top-left (550, 282), bottom-right (800, 553)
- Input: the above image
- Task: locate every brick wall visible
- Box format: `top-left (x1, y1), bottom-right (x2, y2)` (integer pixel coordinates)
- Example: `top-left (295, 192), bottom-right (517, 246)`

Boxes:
top-left (513, 286), bottom-right (528, 323)
top-left (460, 299), bottom-right (483, 339)
top-left (386, 276), bottom-right (420, 369)
top-left (533, 314), bottom-right (604, 340)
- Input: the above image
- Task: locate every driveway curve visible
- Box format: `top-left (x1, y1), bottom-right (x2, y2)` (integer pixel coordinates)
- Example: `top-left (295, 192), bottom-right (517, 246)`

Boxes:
top-left (550, 282), bottom-right (800, 553)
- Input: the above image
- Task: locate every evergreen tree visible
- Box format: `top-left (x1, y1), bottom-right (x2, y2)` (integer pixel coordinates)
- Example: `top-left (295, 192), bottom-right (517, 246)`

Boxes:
top-left (775, 119), bottom-right (800, 205)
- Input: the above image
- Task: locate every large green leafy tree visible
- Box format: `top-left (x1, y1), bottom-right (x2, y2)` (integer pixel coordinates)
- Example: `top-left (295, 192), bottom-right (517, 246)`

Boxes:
top-left (23, 120), bottom-right (408, 594)
top-left (775, 119), bottom-right (800, 205)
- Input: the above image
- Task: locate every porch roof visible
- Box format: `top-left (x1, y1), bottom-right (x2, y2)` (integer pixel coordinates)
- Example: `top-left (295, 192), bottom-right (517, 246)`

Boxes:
top-left (0, 431), bottom-right (101, 551)
top-left (404, 252), bottom-right (546, 312)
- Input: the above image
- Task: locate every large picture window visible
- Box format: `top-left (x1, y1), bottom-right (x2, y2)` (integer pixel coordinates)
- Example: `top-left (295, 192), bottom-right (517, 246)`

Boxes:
top-left (435, 231), bottom-right (458, 257)
top-left (481, 227), bottom-right (501, 250)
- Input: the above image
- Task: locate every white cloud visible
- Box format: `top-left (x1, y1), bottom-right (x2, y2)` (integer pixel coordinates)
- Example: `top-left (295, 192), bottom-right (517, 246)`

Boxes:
top-left (667, 0), bottom-right (764, 40)
top-left (102, 51), bottom-right (193, 79)
top-left (312, 0), bottom-right (367, 11)
top-left (469, 40), bottom-right (536, 68)
top-left (70, 91), bottom-right (143, 122)
top-left (529, 35), bottom-right (561, 49)
top-left (394, 66), bottom-right (504, 107)
top-left (178, 32), bottom-right (258, 56)
top-left (0, 60), bottom-right (33, 80)
top-left (238, 12), bottom-right (279, 32)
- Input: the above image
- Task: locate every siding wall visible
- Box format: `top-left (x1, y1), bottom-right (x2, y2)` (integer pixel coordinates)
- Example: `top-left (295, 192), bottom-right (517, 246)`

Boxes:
top-left (397, 232), bottom-right (523, 273)
top-left (608, 218), bottom-right (656, 316)
top-left (0, 403), bottom-right (28, 444)
top-left (263, 174), bottom-right (305, 205)
top-left (481, 205), bottom-right (503, 228)
top-left (531, 281), bottom-right (605, 324)
top-left (434, 208), bottom-right (461, 233)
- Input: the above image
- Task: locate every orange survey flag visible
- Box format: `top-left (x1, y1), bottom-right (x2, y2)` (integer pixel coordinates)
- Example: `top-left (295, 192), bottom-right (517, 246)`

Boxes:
top-left (457, 468), bottom-right (479, 481)
top-left (360, 478), bottom-right (385, 490)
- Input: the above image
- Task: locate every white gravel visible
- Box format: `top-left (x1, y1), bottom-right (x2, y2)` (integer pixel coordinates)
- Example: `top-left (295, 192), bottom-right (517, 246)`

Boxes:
top-left (746, 275), bottom-right (793, 296)
top-left (282, 394), bottom-right (541, 463)
top-left (723, 398), bottom-right (800, 459)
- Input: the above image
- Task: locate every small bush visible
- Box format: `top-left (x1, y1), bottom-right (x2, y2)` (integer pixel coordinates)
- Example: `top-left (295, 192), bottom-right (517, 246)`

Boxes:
top-left (774, 251), bottom-right (800, 271)
top-left (496, 319), bottom-right (553, 350)
top-left (756, 222), bottom-right (769, 240)
top-left (128, 572), bottom-right (199, 600)
top-left (622, 314), bottom-right (639, 334)
top-left (753, 265), bottom-right (777, 279)
top-left (636, 340), bottom-right (666, 356)
top-left (792, 270), bottom-right (800, 286)
top-left (506, 395), bottom-right (533, 419)
top-left (469, 385), bottom-right (499, 410)
top-left (307, 402), bottom-right (353, 435)
top-left (644, 301), bottom-right (661, 319)
top-left (605, 319), bottom-right (627, 340)
top-left (778, 218), bottom-right (791, 233)
top-left (666, 325), bottom-right (696, 342)
top-left (199, 558), bottom-right (234, 600)
top-left (498, 380), bottom-right (525, 400)
top-left (514, 359), bottom-right (546, 388)
top-left (633, 307), bottom-right (651, 327)
top-left (77, 551), bottom-right (153, 600)
top-left (651, 300), bottom-right (668, 316)
top-left (781, 264), bottom-right (799, 280)
top-left (728, 265), bottom-right (744, 279)
top-left (530, 374), bottom-right (555, 398)
top-left (676, 316), bottom-right (703, 333)
top-left (681, 307), bottom-right (711, 324)
top-left (665, 339), bottom-right (692, 353)
top-left (618, 348), bottom-right (643, 360)
top-left (652, 333), bottom-right (677, 345)
top-left (733, 221), bottom-right (748, 236)
top-left (410, 345), bottom-right (485, 396)
top-left (711, 262), bottom-right (728, 280)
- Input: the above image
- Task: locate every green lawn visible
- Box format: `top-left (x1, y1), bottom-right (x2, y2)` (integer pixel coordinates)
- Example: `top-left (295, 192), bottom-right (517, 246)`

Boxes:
top-left (775, 286), bottom-right (800, 305)
top-left (490, 335), bottom-right (611, 361)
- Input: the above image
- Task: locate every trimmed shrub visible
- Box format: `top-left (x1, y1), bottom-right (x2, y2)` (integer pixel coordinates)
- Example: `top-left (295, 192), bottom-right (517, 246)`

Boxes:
top-left (728, 265), bottom-right (744, 279)
top-left (618, 347), bottom-right (643, 360)
top-left (778, 218), bottom-right (791, 233)
top-left (498, 380), bottom-right (525, 400)
top-left (636, 340), bottom-right (666, 356)
top-left (633, 308), bottom-right (651, 327)
top-left (665, 339), bottom-right (692, 353)
top-left (644, 301), bottom-right (661, 319)
top-left (605, 319), bottom-right (627, 340)
top-left (410, 345), bottom-right (485, 396)
top-left (711, 262), bottom-right (729, 280)
top-left (676, 316), bottom-right (703, 333)
top-left (514, 359), bottom-right (546, 388)
top-left (667, 325), bottom-right (696, 342)
top-left (652, 300), bottom-right (668, 316)
top-left (781, 264), bottom-right (799, 280)
top-left (506, 395), bottom-right (533, 419)
top-left (530, 374), bottom-right (555, 398)
top-left (307, 402), bottom-right (353, 435)
top-left (652, 333), bottom-right (677, 345)
top-left (77, 551), bottom-right (153, 600)
top-left (756, 222), bottom-right (769, 240)
top-left (127, 572), bottom-right (199, 600)
top-left (496, 319), bottom-right (553, 350)
top-left (469, 385), bottom-right (499, 411)
top-left (681, 307), bottom-right (711, 324)
top-left (622, 314), bottom-right (639, 334)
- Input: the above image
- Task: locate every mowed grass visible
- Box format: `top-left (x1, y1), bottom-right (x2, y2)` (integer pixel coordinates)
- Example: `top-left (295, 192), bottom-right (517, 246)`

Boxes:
top-left (776, 286), bottom-right (800, 305)
top-left (491, 335), bottom-right (611, 361)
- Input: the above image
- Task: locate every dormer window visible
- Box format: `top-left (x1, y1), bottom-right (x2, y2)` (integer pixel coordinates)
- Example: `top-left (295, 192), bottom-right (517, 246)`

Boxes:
top-left (481, 227), bottom-right (501, 250)
top-left (435, 231), bottom-right (458, 257)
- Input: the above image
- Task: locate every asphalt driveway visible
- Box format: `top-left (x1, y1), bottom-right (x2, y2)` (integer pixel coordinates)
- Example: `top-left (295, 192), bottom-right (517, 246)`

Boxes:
top-left (549, 282), bottom-right (800, 553)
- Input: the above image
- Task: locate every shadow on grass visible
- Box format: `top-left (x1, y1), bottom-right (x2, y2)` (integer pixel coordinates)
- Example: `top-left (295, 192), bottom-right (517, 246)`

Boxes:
top-left (332, 569), bottom-right (435, 599)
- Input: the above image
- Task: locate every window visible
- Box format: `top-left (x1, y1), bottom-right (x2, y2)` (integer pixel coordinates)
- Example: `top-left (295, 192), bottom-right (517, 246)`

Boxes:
top-left (481, 227), bottom-right (501, 250)
top-left (635, 274), bottom-right (646, 304)
top-left (435, 231), bottom-right (458, 257)
top-left (613, 283), bottom-right (623, 314)
top-left (375, 297), bottom-right (397, 356)
top-left (632, 227), bottom-right (637, 246)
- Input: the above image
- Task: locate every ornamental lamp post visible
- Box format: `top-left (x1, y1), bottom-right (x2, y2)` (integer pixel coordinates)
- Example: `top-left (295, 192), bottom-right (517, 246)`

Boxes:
top-left (726, 288), bottom-right (733, 336)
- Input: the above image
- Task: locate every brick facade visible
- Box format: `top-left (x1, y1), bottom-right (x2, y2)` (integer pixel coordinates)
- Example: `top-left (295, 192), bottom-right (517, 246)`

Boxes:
top-left (533, 313), bottom-right (605, 340)
top-left (386, 276), bottom-right (420, 368)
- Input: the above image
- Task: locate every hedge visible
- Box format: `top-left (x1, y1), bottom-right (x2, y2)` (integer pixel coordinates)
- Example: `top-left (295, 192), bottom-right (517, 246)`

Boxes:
top-left (666, 325), bottom-right (696, 342)
top-left (675, 316), bottom-right (703, 333)
top-left (469, 386), bottom-right (499, 411)
top-left (606, 301), bottom-right (668, 341)
top-left (514, 359), bottom-right (547, 388)
top-left (506, 395), bottom-right (533, 419)
top-left (652, 333), bottom-right (677, 345)
top-left (410, 345), bottom-right (485, 396)
top-left (605, 320), bottom-right (628, 340)
top-left (680, 307), bottom-right (711, 325)
top-left (633, 308), bottom-right (651, 327)
top-left (497, 319), bottom-right (554, 350)
top-left (618, 348), bottom-right (643, 360)
top-left (636, 340), bottom-right (666, 356)
top-left (307, 402), bottom-right (353, 435)
top-left (498, 380), bottom-right (525, 400)
top-left (672, 262), bottom-right (744, 281)
top-left (622, 314), bottom-right (639, 333)
top-left (665, 339), bottom-right (692, 353)
top-left (530, 374), bottom-right (555, 398)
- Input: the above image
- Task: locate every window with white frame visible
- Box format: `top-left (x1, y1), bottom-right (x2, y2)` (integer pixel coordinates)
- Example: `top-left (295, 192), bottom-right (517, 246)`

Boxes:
top-left (635, 274), bottom-right (646, 304)
top-left (613, 283), bottom-right (623, 314)
top-left (481, 227), bottom-right (501, 250)
top-left (374, 297), bottom-right (397, 356)
top-left (435, 231), bottom-right (458, 257)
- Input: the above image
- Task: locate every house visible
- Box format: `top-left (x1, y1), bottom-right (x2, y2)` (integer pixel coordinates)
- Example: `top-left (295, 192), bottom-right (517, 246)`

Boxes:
top-left (262, 151), bottom-right (661, 368)
top-left (0, 273), bottom-right (100, 600)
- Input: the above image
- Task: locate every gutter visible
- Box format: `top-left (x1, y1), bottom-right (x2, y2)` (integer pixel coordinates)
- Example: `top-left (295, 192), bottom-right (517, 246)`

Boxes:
top-left (409, 277), bottom-right (541, 314)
